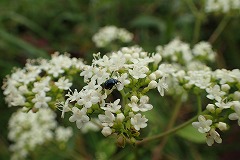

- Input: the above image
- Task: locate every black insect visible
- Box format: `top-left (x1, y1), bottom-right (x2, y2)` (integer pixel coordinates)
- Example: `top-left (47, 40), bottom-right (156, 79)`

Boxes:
top-left (102, 78), bottom-right (120, 90)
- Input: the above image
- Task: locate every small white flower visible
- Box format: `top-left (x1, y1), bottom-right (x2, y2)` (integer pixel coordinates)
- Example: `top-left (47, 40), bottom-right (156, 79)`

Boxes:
top-left (51, 53), bottom-right (73, 69)
top-left (69, 107), bottom-right (89, 129)
top-left (159, 38), bottom-right (192, 63)
top-left (8, 108), bottom-right (57, 160)
top-left (80, 66), bottom-right (94, 82)
top-left (55, 77), bottom-right (72, 90)
top-left (47, 65), bottom-right (64, 78)
top-left (206, 85), bottom-right (225, 102)
top-left (214, 69), bottom-right (235, 85)
top-left (205, 0), bottom-right (240, 13)
top-left (18, 85), bottom-right (29, 94)
top-left (157, 76), bottom-right (168, 96)
top-left (128, 102), bottom-right (139, 112)
top-left (32, 92), bottom-right (51, 108)
top-left (57, 100), bottom-right (71, 118)
top-left (228, 101), bottom-right (240, 126)
top-left (118, 28), bottom-right (133, 42)
top-left (117, 73), bottom-right (130, 91)
top-left (8, 94), bottom-right (26, 107)
top-left (98, 111), bottom-right (115, 127)
top-left (101, 99), bottom-right (121, 113)
top-left (206, 128), bottom-right (222, 146)
top-left (152, 53), bottom-right (162, 65)
top-left (215, 100), bottom-right (232, 110)
top-left (129, 65), bottom-right (149, 79)
top-left (32, 76), bottom-right (51, 93)
top-left (55, 126), bottom-right (73, 142)
top-left (130, 113), bottom-right (148, 131)
top-left (66, 89), bottom-right (81, 102)
top-left (185, 70), bottom-right (211, 89)
top-left (138, 96), bottom-right (153, 112)
top-left (192, 41), bottom-right (216, 62)
top-left (192, 115), bottom-right (212, 133)
top-left (77, 89), bottom-right (100, 108)
top-left (92, 26), bottom-right (133, 48)
top-left (92, 67), bottom-right (110, 85)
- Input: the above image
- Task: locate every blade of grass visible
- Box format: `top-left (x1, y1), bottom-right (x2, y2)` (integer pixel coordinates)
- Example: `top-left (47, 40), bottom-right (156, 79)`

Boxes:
top-left (1, 12), bottom-right (50, 39)
top-left (0, 28), bottom-right (49, 58)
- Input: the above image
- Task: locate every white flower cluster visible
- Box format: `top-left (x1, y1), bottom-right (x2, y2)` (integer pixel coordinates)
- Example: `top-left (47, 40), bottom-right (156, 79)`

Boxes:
top-left (92, 26), bottom-right (133, 48)
top-left (205, 0), bottom-right (240, 13)
top-left (2, 53), bottom-right (85, 110)
top-left (59, 46), bottom-right (167, 143)
top-left (155, 39), bottom-right (216, 101)
top-left (155, 39), bottom-right (240, 146)
top-left (156, 39), bottom-right (216, 66)
top-left (8, 108), bottom-right (73, 160)
top-left (191, 69), bottom-right (240, 146)
top-left (3, 36), bottom-right (240, 147)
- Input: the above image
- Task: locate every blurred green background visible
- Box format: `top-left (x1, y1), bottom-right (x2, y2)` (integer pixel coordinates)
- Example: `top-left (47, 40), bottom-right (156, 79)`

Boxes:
top-left (1, 0), bottom-right (240, 159)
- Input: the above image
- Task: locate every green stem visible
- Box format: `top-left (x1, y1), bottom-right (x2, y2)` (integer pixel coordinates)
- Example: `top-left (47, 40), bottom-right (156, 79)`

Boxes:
top-left (185, 0), bottom-right (199, 16)
top-left (209, 14), bottom-right (231, 44)
top-left (184, 0), bottom-right (205, 45)
top-left (120, 89), bottom-right (128, 107)
top-left (193, 14), bottom-right (202, 45)
top-left (197, 94), bottom-right (202, 114)
top-left (152, 98), bottom-right (182, 159)
top-left (136, 109), bottom-right (207, 145)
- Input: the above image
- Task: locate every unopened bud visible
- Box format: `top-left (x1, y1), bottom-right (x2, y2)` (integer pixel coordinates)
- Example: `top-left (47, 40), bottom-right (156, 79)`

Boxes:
top-left (206, 104), bottom-right (215, 113)
top-left (217, 122), bottom-right (227, 131)
top-left (148, 80), bottom-right (157, 89)
top-left (221, 84), bottom-right (230, 92)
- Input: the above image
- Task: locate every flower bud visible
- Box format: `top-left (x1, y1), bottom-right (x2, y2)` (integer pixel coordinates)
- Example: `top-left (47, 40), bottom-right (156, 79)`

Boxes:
top-left (233, 91), bottom-right (240, 100)
top-left (131, 96), bottom-right (138, 103)
top-left (148, 80), bottom-right (157, 89)
top-left (149, 73), bottom-right (156, 80)
top-left (206, 104), bottom-right (215, 113)
top-left (221, 84), bottom-right (230, 92)
top-left (132, 52), bottom-right (139, 58)
top-left (140, 52), bottom-right (147, 57)
top-left (116, 113), bottom-right (125, 122)
top-left (217, 122), bottom-right (227, 131)
top-left (154, 70), bottom-right (162, 78)
top-left (117, 135), bottom-right (126, 148)
top-left (101, 127), bottom-right (112, 137)
top-left (153, 54), bottom-right (162, 64)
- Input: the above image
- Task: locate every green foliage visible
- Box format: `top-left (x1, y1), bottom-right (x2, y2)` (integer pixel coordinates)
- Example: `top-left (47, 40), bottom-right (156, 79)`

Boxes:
top-left (176, 124), bottom-right (206, 143)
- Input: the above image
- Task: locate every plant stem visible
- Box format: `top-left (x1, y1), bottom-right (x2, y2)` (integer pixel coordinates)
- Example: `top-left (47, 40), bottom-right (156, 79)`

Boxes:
top-left (152, 98), bottom-right (182, 159)
top-left (120, 89), bottom-right (127, 107)
top-left (184, 0), bottom-right (205, 45)
top-left (209, 14), bottom-right (231, 44)
top-left (193, 14), bottom-right (202, 45)
top-left (136, 109), bottom-right (207, 145)
top-left (197, 94), bottom-right (202, 114)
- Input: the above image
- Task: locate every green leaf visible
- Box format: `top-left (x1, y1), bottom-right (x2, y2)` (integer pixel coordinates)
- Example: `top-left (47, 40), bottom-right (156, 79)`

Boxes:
top-left (176, 124), bottom-right (206, 143)
top-left (96, 138), bottom-right (116, 160)
top-left (0, 28), bottom-right (48, 58)
top-left (131, 15), bottom-right (165, 31)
